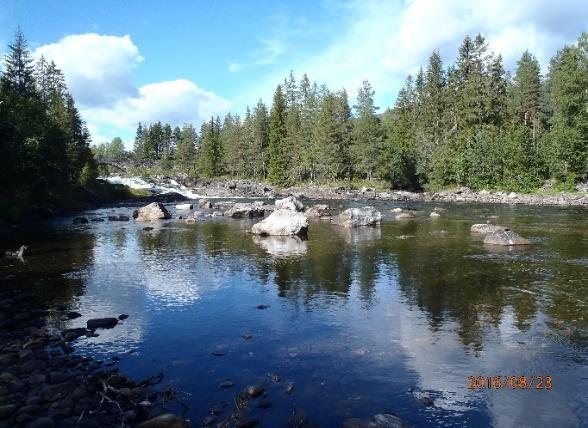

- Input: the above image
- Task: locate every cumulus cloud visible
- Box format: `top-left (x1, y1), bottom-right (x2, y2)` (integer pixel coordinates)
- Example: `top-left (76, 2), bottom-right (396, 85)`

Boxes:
top-left (34, 33), bottom-right (143, 107)
top-left (234, 0), bottom-right (587, 111)
top-left (33, 33), bottom-right (230, 146)
top-left (84, 79), bottom-right (230, 134)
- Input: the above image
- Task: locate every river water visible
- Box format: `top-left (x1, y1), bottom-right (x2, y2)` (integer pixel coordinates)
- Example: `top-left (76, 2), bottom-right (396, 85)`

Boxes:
top-left (1, 200), bottom-right (587, 427)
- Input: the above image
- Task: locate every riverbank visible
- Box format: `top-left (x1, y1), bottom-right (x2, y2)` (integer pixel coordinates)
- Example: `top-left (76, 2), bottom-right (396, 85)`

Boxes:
top-left (0, 288), bottom-right (189, 428)
top-left (106, 175), bottom-right (588, 207)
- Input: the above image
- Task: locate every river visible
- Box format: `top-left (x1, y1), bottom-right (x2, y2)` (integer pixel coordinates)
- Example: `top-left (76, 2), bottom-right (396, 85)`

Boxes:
top-left (1, 199), bottom-right (587, 427)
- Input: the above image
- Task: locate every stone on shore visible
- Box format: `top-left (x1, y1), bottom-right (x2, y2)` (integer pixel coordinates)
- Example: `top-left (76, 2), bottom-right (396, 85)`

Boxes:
top-left (305, 204), bottom-right (331, 218)
top-left (224, 203), bottom-right (265, 219)
top-left (86, 318), bottom-right (119, 330)
top-left (470, 224), bottom-right (508, 234)
top-left (333, 206), bottom-right (382, 227)
top-left (395, 211), bottom-right (415, 219)
top-left (275, 195), bottom-right (305, 212)
top-left (251, 209), bottom-right (308, 236)
top-left (484, 229), bottom-right (531, 246)
top-left (133, 202), bottom-right (171, 222)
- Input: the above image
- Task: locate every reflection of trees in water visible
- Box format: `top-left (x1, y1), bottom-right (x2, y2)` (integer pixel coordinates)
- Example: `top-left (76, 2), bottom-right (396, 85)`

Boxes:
top-left (0, 229), bottom-right (96, 328)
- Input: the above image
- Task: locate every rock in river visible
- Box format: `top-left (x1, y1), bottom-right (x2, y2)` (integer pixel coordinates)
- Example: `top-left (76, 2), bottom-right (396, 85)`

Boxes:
top-left (470, 223), bottom-right (508, 234)
top-left (484, 229), bottom-right (531, 246)
top-left (305, 204), bottom-right (331, 218)
top-left (175, 203), bottom-right (193, 210)
top-left (332, 206), bottom-right (382, 227)
top-left (133, 202), bottom-right (171, 221)
top-left (87, 318), bottom-right (119, 329)
top-left (275, 195), bottom-right (305, 212)
top-left (224, 203), bottom-right (265, 219)
top-left (251, 209), bottom-right (308, 236)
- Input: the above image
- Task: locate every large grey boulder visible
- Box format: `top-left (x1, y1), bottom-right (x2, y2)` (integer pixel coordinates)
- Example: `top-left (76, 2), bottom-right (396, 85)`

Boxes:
top-left (471, 223), bottom-right (508, 234)
top-left (305, 204), bottom-right (331, 218)
top-left (224, 203), bottom-right (265, 219)
top-left (332, 206), bottom-right (382, 227)
top-left (484, 229), bottom-right (531, 246)
top-left (251, 209), bottom-right (308, 236)
top-left (133, 202), bottom-right (171, 221)
top-left (275, 195), bottom-right (305, 212)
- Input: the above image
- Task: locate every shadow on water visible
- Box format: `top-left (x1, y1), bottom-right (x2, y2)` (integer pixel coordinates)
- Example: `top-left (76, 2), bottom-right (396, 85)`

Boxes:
top-left (0, 201), bottom-right (587, 426)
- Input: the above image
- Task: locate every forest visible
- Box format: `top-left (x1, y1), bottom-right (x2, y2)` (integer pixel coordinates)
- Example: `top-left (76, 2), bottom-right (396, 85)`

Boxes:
top-left (0, 29), bottom-right (98, 219)
top-left (117, 32), bottom-right (587, 192)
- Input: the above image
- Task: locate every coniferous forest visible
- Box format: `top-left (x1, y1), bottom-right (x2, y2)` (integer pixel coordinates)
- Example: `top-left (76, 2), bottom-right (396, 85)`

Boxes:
top-left (128, 33), bottom-right (587, 192)
top-left (3, 30), bottom-right (587, 213)
top-left (0, 29), bottom-right (97, 218)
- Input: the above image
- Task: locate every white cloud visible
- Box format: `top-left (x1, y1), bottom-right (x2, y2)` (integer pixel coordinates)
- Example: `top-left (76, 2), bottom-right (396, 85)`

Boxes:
top-left (34, 33), bottom-right (143, 107)
top-left (33, 33), bottom-right (229, 147)
top-left (84, 79), bottom-right (230, 134)
top-left (233, 0), bottom-right (587, 111)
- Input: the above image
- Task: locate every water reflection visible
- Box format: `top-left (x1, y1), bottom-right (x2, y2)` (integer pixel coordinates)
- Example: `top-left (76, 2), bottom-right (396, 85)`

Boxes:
top-left (252, 235), bottom-right (308, 257)
top-left (0, 202), bottom-right (586, 426)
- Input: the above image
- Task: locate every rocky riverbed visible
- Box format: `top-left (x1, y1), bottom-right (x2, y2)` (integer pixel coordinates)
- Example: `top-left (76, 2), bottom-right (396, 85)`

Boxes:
top-left (106, 176), bottom-right (588, 207)
top-left (0, 289), bottom-right (189, 428)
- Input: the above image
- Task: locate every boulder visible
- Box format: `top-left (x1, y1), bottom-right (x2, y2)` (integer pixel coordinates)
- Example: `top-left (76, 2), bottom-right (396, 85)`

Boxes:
top-left (133, 203), bottom-right (171, 222)
top-left (175, 203), bottom-right (193, 210)
top-left (251, 209), bottom-right (308, 236)
top-left (332, 206), bottom-right (382, 227)
top-left (224, 203), bottom-right (265, 219)
top-left (198, 199), bottom-right (213, 209)
top-left (305, 204), bottom-right (331, 218)
top-left (470, 224), bottom-right (508, 234)
top-left (484, 229), bottom-right (531, 246)
top-left (430, 211), bottom-right (441, 218)
top-left (275, 195), bottom-right (305, 212)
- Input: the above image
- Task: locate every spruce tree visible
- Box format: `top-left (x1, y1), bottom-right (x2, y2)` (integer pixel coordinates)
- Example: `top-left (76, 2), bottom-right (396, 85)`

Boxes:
top-left (268, 85), bottom-right (289, 185)
top-left (352, 80), bottom-right (382, 181)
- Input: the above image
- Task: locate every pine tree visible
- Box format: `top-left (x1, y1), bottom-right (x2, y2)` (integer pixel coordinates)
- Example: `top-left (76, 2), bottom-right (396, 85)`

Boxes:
top-left (134, 123), bottom-right (145, 159)
top-left (268, 85), bottom-right (289, 185)
top-left (199, 117), bottom-right (223, 177)
top-left (1, 28), bottom-right (36, 97)
top-left (251, 99), bottom-right (269, 178)
top-left (512, 51), bottom-right (542, 146)
top-left (352, 80), bottom-right (382, 181)
top-left (175, 124), bottom-right (197, 170)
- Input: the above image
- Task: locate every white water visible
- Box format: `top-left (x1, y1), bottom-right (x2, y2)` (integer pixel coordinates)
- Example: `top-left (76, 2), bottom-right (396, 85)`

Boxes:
top-left (103, 175), bottom-right (205, 199)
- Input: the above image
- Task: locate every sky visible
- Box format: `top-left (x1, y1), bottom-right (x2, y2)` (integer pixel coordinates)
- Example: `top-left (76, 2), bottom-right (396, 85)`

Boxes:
top-left (0, 0), bottom-right (586, 148)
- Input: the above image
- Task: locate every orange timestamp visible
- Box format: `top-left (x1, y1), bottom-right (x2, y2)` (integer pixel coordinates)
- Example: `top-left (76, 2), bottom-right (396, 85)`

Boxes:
top-left (467, 375), bottom-right (553, 390)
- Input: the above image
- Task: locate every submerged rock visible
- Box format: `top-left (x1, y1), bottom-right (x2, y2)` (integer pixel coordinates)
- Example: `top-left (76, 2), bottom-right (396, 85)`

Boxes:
top-left (484, 229), bottom-right (531, 246)
top-left (72, 217), bottom-right (88, 224)
top-left (199, 199), bottom-right (213, 209)
top-left (470, 223), bottom-right (508, 234)
top-left (332, 206), bottom-right (382, 227)
top-left (342, 413), bottom-right (406, 428)
top-left (224, 203), bottom-right (265, 219)
top-left (251, 209), bottom-right (308, 236)
top-left (275, 195), bottom-right (305, 212)
top-left (305, 204), bottom-right (331, 218)
top-left (133, 202), bottom-right (171, 221)
top-left (86, 318), bottom-right (119, 329)
top-left (246, 385), bottom-right (264, 398)
top-left (395, 211), bottom-right (415, 219)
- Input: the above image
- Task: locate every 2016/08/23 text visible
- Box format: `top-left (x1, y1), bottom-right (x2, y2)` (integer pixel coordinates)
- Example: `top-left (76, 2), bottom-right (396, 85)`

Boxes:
top-left (467, 375), bottom-right (553, 390)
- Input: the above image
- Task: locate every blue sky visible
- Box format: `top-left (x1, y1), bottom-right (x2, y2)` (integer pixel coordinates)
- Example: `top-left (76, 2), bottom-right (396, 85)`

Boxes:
top-left (1, 0), bottom-right (586, 147)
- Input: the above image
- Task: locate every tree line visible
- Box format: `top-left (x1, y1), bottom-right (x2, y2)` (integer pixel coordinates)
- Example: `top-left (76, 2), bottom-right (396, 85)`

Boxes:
top-left (0, 29), bottom-right (96, 215)
top-left (129, 33), bottom-right (587, 191)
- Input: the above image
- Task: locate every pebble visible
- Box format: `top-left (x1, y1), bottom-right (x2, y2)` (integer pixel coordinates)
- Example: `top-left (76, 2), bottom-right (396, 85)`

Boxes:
top-left (66, 311), bottom-right (82, 319)
top-left (284, 382), bottom-right (295, 395)
top-left (256, 304), bottom-right (269, 310)
top-left (118, 314), bottom-right (129, 320)
top-left (246, 385), bottom-right (264, 398)
top-left (241, 333), bottom-right (253, 340)
top-left (218, 380), bottom-right (234, 389)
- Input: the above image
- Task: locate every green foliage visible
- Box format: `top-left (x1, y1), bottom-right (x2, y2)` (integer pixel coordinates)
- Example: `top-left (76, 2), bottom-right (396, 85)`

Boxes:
top-left (199, 117), bottom-right (224, 177)
top-left (268, 85), bottom-right (289, 185)
top-left (0, 28), bottom-right (97, 218)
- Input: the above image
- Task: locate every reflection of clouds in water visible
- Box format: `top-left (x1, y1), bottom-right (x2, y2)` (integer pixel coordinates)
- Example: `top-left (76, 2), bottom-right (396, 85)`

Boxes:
top-left (141, 258), bottom-right (202, 307)
top-left (397, 303), bottom-right (583, 426)
top-left (337, 226), bottom-right (382, 244)
top-left (252, 235), bottom-right (308, 257)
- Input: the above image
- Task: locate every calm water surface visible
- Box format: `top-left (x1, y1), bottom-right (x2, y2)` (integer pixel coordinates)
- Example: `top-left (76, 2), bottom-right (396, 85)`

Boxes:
top-left (1, 200), bottom-right (587, 427)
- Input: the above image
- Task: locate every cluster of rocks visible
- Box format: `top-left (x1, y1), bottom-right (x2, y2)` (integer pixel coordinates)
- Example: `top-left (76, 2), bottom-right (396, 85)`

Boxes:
top-left (0, 289), bottom-right (189, 428)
